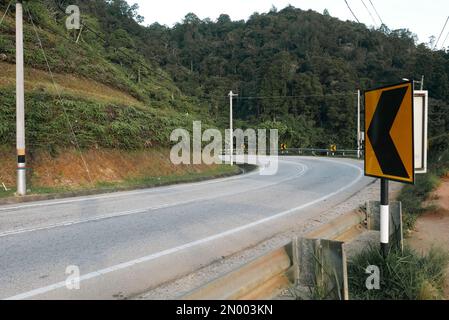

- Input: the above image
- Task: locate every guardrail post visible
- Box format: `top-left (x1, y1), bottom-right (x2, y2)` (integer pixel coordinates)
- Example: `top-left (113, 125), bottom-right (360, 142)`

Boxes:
top-left (285, 237), bottom-right (300, 285)
top-left (296, 238), bottom-right (348, 300)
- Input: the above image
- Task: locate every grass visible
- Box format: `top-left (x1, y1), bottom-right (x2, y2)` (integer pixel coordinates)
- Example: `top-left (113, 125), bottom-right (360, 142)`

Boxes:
top-left (398, 172), bottom-right (441, 230)
top-left (0, 164), bottom-right (242, 199)
top-left (0, 62), bottom-right (143, 107)
top-left (0, 89), bottom-right (218, 151)
top-left (348, 246), bottom-right (449, 300)
top-left (0, 3), bottom-right (219, 153)
top-left (0, 3), bottom-right (208, 114)
top-left (0, 4), bottom-right (173, 104)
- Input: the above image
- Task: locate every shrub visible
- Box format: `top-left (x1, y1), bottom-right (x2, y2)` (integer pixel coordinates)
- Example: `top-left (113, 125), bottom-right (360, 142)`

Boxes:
top-left (348, 246), bottom-right (448, 300)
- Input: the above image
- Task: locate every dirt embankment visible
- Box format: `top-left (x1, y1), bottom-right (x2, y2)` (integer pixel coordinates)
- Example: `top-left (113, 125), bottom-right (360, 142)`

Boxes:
top-left (0, 147), bottom-right (230, 190)
top-left (408, 175), bottom-right (449, 298)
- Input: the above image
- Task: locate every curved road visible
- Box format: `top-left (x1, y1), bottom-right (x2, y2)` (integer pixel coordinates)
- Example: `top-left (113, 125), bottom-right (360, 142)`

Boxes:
top-left (0, 157), bottom-right (373, 299)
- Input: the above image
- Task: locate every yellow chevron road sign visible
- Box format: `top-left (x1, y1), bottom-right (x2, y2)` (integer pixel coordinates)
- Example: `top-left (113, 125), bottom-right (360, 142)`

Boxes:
top-left (365, 81), bottom-right (415, 184)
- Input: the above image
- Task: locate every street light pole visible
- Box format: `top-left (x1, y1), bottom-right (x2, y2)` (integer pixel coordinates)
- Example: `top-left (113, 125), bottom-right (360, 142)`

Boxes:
top-left (402, 76), bottom-right (424, 90)
top-left (16, 0), bottom-right (26, 196)
top-left (228, 91), bottom-right (238, 165)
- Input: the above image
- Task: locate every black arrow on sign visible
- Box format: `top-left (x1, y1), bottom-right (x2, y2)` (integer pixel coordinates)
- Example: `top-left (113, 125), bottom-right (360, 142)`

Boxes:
top-left (367, 86), bottom-right (409, 179)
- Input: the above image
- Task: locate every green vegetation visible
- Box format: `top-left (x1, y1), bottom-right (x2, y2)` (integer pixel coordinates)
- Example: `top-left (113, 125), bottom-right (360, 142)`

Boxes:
top-left (348, 246), bottom-right (449, 300)
top-left (1, 0), bottom-right (448, 151)
top-left (0, 90), bottom-right (206, 151)
top-left (398, 147), bottom-right (449, 230)
top-left (0, 0), bottom-right (217, 154)
top-left (398, 173), bottom-right (441, 230)
top-left (140, 4), bottom-right (449, 149)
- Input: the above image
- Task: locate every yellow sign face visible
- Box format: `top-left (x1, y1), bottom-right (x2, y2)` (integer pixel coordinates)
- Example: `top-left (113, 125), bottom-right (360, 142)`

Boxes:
top-left (330, 145), bottom-right (337, 152)
top-left (365, 81), bottom-right (415, 184)
top-left (281, 143), bottom-right (287, 151)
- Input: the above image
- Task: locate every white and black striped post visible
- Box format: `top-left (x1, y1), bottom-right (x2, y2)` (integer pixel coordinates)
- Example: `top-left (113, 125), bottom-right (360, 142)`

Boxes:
top-left (380, 179), bottom-right (389, 257)
top-left (16, 0), bottom-right (26, 195)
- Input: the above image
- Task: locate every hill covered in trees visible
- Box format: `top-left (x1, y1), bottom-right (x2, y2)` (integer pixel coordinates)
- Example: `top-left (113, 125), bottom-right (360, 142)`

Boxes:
top-left (142, 5), bottom-right (449, 150)
top-left (1, 0), bottom-right (448, 153)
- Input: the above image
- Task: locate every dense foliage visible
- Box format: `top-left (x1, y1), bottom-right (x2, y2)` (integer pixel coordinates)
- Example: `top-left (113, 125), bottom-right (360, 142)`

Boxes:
top-left (0, 0), bottom-right (448, 150)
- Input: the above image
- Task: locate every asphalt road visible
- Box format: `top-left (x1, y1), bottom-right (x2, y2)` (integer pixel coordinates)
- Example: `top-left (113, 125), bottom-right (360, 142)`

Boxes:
top-left (0, 157), bottom-right (373, 299)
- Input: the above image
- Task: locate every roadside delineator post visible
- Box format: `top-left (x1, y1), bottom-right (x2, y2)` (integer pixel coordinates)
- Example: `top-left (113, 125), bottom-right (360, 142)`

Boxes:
top-left (380, 179), bottom-right (389, 256)
top-left (366, 200), bottom-right (403, 252)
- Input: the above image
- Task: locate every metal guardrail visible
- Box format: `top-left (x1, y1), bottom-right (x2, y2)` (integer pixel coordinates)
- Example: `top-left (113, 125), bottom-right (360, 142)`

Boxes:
top-left (222, 148), bottom-right (363, 158)
top-left (281, 148), bottom-right (363, 158)
top-left (181, 211), bottom-right (366, 300)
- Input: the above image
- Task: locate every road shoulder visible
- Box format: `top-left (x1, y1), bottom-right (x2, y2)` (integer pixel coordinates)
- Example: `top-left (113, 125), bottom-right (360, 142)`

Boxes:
top-left (408, 176), bottom-right (449, 298)
top-left (136, 179), bottom-right (402, 299)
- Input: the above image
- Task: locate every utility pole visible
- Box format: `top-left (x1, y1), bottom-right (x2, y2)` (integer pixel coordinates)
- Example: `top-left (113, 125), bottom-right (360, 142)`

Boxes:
top-left (357, 90), bottom-right (361, 159)
top-left (228, 91), bottom-right (238, 165)
top-left (380, 179), bottom-right (389, 257)
top-left (16, 0), bottom-right (26, 196)
top-left (420, 75), bottom-right (424, 90)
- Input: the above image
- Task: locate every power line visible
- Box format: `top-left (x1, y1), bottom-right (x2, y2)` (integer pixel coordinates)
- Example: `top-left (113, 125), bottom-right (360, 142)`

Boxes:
top-left (53, 2), bottom-right (175, 85)
top-left (441, 28), bottom-right (449, 49)
top-left (51, 4), bottom-right (355, 103)
top-left (36, 3), bottom-right (359, 105)
top-left (194, 92), bottom-right (358, 101)
top-left (429, 132), bottom-right (449, 142)
top-left (361, 0), bottom-right (377, 27)
top-left (0, 0), bottom-right (13, 27)
top-left (434, 16), bottom-right (449, 50)
top-left (344, 0), bottom-right (360, 23)
top-left (27, 3), bottom-right (212, 104)
top-left (25, 4), bottom-right (94, 185)
top-left (235, 92), bottom-right (356, 100)
top-left (368, 0), bottom-right (385, 26)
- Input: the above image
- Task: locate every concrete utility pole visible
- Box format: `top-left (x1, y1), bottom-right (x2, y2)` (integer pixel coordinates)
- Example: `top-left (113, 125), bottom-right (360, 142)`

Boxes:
top-left (228, 91), bottom-right (238, 165)
top-left (357, 90), bottom-right (361, 159)
top-left (16, 0), bottom-right (26, 196)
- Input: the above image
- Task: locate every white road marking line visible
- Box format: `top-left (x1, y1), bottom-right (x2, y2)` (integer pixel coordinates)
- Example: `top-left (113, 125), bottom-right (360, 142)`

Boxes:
top-left (5, 160), bottom-right (363, 300)
top-left (0, 167), bottom-right (262, 212)
top-left (0, 162), bottom-right (308, 238)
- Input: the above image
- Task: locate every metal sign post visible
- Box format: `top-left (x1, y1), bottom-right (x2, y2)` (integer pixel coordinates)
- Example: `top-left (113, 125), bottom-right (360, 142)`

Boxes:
top-left (380, 179), bottom-right (389, 256)
top-left (365, 81), bottom-right (415, 257)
